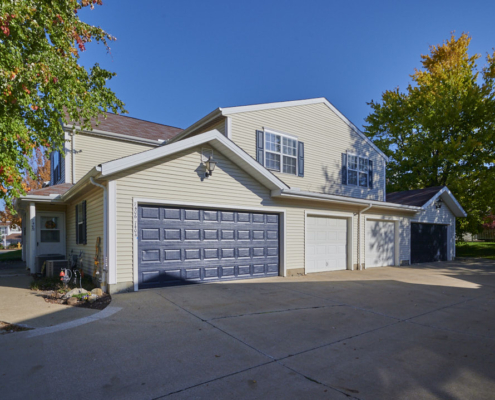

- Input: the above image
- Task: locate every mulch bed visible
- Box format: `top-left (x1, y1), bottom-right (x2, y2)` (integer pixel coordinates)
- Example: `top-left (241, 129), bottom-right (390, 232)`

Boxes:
top-left (39, 291), bottom-right (112, 310)
top-left (0, 321), bottom-right (33, 335)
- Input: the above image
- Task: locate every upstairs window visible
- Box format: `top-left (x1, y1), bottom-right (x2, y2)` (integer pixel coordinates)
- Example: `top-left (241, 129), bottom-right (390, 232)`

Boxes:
top-left (343, 153), bottom-right (373, 189)
top-left (53, 151), bottom-right (62, 183)
top-left (264, 132), bottom-right (298, 175)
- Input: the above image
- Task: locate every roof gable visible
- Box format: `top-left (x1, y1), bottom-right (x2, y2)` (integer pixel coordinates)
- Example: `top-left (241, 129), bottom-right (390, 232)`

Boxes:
top-left (98, 130), bottom-right (289, 192)
top-left (220, 98), bottom-right (388, 161)
top-left (387, 186), bottom-right (467, 217)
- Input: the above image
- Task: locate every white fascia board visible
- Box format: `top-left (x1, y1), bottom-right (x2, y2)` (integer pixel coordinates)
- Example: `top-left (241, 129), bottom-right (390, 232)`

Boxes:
top-left (63, 124), bottom-right (161, 146)
top-left (221, 97), bottom-right (389, 161)
top-left (18, 195), bottom-right (64, 203)
top-left (422, 187), bottom-right (467, 218)
top-left (60, 167), bottom-right (101, 202)
top-left (167, 109), bottom-right (223, 143)
top-left (273, 189), bottom-right (421, 212)
top-left (99, 130), bottom-right (289, 191)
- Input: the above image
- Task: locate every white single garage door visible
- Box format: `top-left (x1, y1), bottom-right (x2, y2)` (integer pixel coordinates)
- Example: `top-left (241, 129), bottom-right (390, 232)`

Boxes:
top-left (306, 216), bottom-right (347, 273)
top-left (366, 220), bottom-right (395, 268)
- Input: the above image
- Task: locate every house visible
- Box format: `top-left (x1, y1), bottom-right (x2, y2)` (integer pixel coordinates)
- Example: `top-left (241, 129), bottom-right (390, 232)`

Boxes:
top-left (0, 222), bottom-right (22, 248)
top-left (14, 98), bottom-right (467, 293)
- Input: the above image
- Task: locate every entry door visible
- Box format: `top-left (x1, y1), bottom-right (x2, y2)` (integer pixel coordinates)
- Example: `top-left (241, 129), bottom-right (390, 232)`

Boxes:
top-left (36, 212), bottom-right (66, 256)
top-left (366, 220), bottom-right (395, 268)
top-left (306, 216), bottom-right (347, 273)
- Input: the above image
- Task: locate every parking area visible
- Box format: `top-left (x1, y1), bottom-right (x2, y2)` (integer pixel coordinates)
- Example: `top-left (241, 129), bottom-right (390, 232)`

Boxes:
top-left (1, 259), bottom-right (495, 399)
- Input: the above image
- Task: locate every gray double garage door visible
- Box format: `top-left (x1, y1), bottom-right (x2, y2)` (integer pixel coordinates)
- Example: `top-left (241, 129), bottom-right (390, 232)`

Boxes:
top-left (138, 205), bottom-right (280, 288)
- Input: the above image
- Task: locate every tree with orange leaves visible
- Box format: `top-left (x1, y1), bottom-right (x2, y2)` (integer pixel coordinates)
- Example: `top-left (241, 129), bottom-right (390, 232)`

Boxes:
top-left (0, 1), bottom-right (126, 211)
top-left (0, 148), bottom-right (50, 227)
top-left (365, 33), bottom-right (495, 236)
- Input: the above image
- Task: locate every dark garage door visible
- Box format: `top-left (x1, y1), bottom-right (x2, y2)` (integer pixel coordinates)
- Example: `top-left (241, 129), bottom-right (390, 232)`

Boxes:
top-left (138, 205), bottom-right (280, 288)
top-left (411, 223), bottom-right (448, 264)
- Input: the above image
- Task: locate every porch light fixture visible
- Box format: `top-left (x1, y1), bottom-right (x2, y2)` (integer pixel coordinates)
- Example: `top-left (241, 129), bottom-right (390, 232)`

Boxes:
top-left (435, 198), bottom-right (443, 209)
top-left (204, 156), bottom-right (217, 178)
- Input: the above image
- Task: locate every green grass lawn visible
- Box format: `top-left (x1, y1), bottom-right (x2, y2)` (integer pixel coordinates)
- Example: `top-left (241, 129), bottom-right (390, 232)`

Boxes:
top-left (456, 241), bottom-right (495, 259)
top-left (0, 250), bottom-right (22, 262)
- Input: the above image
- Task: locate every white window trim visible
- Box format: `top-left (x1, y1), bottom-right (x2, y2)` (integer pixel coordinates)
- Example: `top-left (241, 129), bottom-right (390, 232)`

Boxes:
top-left (347, 152), bottom-right (369, 188)
top-left (263, 128), bottom-right (298, 175)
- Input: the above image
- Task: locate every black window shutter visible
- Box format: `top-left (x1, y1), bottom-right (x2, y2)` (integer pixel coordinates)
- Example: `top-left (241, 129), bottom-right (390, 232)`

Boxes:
top-left (58, 153), bottom-right (62, 182)
top-left (369, 160), bottom-right (373, 189)
top-left (82, 200), bottom-right (87, 245)
top-left (256, 130), bottom-right (264, 165)
top-left (298, 141), bottom-right (305, 177)
top-left (75, 204), bottom-right (79, 244)
top-left (342, 153), bottom-right (347, 185)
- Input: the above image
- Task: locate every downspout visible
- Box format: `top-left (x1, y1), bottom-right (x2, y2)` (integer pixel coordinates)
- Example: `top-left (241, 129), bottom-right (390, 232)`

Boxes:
top-left (90, 177), bottom-right (107, 292)
top-left (357, 204), bottom-right (373, 270)
top-left (69, 130), bottom-right (75, 184)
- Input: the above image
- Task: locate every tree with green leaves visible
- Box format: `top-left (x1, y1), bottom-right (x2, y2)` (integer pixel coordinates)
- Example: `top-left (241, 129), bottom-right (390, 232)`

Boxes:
top-left (365, 33), bottom-right (495, 237)
top-left (0, 0), bottom-right (125, 209)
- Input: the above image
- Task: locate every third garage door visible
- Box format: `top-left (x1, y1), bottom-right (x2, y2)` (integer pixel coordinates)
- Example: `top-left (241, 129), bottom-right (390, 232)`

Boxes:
top-left (366, 220), bottom-right (395, 268)
top-left (306, 216), bottom-right (347, 273)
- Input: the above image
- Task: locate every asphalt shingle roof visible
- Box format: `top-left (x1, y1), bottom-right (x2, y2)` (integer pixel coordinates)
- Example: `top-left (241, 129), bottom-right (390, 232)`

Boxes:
top-left (386, 186), bottom-right (444, 207)
top-left (65, 112), bottom-right (184, 142)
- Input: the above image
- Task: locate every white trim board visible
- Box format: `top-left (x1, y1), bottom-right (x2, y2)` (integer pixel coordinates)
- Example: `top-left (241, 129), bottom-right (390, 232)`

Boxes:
top-left (131, 198), bottom-right (287, 291)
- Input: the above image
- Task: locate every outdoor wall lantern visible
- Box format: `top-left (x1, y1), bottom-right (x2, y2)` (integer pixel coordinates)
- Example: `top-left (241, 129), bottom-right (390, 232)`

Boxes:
top-left (204, 156), bottom-right (217, 178)
top-left (435, 198), bottom-right (443, 209)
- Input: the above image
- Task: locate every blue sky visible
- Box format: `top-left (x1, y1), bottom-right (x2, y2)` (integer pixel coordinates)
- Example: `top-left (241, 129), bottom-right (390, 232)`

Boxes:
top-left (76, 0), bottom-right (495, 130)
top-left (2, 0), bottom-right (494, 212)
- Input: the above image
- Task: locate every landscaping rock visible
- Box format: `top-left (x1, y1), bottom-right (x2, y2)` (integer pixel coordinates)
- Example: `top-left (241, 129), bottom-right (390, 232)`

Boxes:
top-left (62, 288), bottom-right (88, 299)
top-left (88, 294), bottom-right (98, 303)
top-left (67, 297), bottom-right (78, 306)
top-left (91, 288), bottom-right (103, 296)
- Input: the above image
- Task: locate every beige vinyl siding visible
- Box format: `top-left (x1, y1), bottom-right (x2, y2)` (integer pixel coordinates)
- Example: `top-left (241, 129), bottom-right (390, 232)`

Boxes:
top-left (73, 133), bottom-right (155, 182)
top-left (228, 103), bottom-right (386, 201)
top-left (112, 146), bottom-right (362, 285)
top-left (66, 187), bottom-right (104, 276)
top-left (412, 200), bottom-right (456, 260)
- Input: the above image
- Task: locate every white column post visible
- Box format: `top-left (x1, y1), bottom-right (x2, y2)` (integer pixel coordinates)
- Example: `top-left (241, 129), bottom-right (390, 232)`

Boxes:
top-left (21, 212), bottom-right (26, 262)
top-left (29, 202), bottom-right (36, 273)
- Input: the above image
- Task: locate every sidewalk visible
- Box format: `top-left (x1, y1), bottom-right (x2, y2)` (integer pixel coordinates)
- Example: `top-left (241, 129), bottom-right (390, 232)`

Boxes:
top-left (0, 262), bottom-right (98, 329)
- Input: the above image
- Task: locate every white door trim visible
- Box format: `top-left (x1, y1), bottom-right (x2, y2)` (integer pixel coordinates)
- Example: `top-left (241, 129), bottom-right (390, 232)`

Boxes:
top-left (365, 217), bottom-right (399, 267)
top-left (132, 198), bottom-right (287, 291)
top-left (305, 211), bottom-right (354, 272)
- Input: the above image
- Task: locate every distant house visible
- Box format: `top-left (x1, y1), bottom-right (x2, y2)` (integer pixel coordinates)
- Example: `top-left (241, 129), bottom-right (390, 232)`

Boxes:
top-left (0, 222), bottom-right (22, 247)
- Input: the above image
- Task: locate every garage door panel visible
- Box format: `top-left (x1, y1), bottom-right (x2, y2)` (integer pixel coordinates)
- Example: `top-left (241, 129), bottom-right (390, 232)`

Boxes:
top-left (138, 206), bottom-right (280, 288)
top-left (411, 223), bottom-right (447, 263)
top-left (366, 220), bottom-right (395, 268)
top-left (306, 216), bottom-right (347, 273)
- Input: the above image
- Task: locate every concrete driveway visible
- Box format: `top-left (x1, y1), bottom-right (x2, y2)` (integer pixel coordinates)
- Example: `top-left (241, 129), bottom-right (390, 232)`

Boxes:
top-left (1, 259), bottom-right (495, 400)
